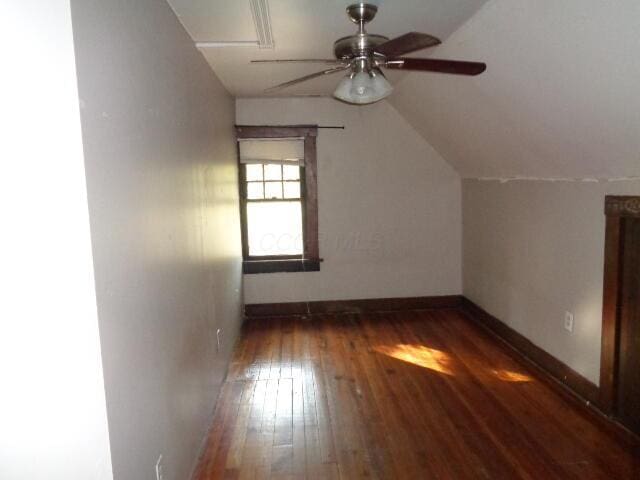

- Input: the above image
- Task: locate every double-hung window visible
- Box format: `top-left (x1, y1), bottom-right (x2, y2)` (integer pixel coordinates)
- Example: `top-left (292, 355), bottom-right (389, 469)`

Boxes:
top-left (236, 125), bottom-right (320, 274)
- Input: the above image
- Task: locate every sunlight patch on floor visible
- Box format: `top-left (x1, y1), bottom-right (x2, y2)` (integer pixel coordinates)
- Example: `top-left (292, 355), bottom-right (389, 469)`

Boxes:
top-left (491, 369), bottom-right (533, 382)
top-left (374, 344), bottom-right (454, 376)
top-left (375, 344), bottom-right (534, 383)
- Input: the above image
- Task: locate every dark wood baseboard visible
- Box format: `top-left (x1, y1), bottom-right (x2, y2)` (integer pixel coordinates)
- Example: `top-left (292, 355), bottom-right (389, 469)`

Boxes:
top-left (244, 295), bottom-right (463, 318)
top-left (460, 297), bottom-right (599, 404)
top-left (460, 297), bottom-right (640, 449)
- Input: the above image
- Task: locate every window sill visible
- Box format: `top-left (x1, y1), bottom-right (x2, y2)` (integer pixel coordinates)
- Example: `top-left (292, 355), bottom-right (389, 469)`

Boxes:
top-left (243, 259), bottom-right (321, 274)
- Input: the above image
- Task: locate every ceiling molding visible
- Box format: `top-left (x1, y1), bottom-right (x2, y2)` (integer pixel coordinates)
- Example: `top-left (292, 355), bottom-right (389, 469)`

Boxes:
top-left (473, 177), bottom-right (640, 184)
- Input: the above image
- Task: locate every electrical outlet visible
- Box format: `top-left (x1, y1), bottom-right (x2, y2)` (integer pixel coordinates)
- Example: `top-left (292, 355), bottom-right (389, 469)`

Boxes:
top-left (564, 311), bottom-right (574, 333)
top-left (155, 455), bottom-right (164, 480)
top-left (216, 328), bottom-right (222, 352)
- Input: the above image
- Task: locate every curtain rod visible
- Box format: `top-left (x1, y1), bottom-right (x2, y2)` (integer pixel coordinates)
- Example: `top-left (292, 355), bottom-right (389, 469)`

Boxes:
top-left (235, 124), bottom-right (344, 130)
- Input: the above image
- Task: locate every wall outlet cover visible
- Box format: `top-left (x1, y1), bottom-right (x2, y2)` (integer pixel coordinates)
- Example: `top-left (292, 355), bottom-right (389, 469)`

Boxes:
top-left (564, 311), bottom-right (574, 333)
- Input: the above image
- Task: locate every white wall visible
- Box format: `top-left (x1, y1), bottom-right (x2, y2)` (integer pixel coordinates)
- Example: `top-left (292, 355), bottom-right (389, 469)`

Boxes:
top-left (237, 98), bottom-right (461, 304)
top-left (463, 179), bottom-right (640, 384)
top-left (70, 1), bottom-right (242, 479)
top-left (0, 1), bottom-right (112, 479)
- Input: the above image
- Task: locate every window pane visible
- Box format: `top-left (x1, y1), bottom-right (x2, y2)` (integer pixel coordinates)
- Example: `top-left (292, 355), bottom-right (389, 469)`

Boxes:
top-left (245, 164), bottom-right (263, 181)
top-left (264, 181), bottom-right (283, 199)
top-left (264, 164), bottom-right (282, 181)
top-left (283, 165), bottom-right (300, 180)
top-left (247, 201), bottom-right (303, 256)
top-left (283, 181), bottom-right (301, 199)
top-left (247, 182), bottom-right (264, 199)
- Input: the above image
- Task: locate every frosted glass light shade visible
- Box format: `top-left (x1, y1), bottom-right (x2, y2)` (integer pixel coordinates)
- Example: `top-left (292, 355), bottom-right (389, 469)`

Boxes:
top-left (333, 68), bottom-right (392, 104)
top-left (333, 75), bottom-right (353, 103)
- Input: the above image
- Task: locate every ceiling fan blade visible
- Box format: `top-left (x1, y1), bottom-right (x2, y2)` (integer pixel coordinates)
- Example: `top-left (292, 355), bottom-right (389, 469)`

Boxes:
top-left (374, 32), bottom-right (441, 58)
top-left (252, 59), bottom-right (348, 65)
top-left (264, 65), bottom-right (351, 92)
top-left (385, 58), bottom-right (486, 76)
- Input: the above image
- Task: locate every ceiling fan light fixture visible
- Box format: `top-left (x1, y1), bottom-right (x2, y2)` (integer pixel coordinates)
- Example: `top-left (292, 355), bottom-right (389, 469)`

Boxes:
top-left (333, 67), bottom-right (392, 105)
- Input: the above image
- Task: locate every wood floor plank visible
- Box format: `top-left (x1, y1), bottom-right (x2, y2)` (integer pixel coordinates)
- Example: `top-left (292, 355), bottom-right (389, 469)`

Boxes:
top-left (194, 308), bottom-right (640, 480)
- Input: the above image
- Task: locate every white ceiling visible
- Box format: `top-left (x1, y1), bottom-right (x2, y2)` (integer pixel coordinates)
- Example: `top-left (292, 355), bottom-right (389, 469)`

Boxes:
top-left (388, 0), bottom-right (640, 178)
top-left (167, 0), bottom-right (488, 96)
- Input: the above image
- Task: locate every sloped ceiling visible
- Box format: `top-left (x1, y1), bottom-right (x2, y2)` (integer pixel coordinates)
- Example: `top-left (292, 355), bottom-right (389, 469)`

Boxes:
top-left (168, 0), bottom-right (640, 179)
top-left (389, 0), bottom-right (640, 178)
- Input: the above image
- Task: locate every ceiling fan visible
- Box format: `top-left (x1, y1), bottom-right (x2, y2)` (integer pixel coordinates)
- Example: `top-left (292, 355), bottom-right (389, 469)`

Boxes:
top-left (251, 2), bottom-right (486, 105)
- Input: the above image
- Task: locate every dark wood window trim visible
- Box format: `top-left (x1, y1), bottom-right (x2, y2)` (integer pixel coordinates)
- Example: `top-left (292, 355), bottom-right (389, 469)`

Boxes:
top-left (600, 196), bottom-right (640, 412)
top-left (236, 125), bottom-right (320, 274)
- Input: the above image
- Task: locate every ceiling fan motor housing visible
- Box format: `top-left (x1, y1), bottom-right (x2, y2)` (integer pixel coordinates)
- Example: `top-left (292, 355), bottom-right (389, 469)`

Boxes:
top-left (333, 34), bottom-right (388, 60)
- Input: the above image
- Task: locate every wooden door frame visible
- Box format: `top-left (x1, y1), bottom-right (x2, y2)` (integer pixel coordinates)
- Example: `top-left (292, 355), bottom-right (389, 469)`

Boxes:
top-left (600, 195), bottom-right (640, 412)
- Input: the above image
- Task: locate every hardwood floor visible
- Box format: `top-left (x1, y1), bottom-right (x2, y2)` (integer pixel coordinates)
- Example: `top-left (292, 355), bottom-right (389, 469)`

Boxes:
top-left (193, 309), bottom-right (640, 479)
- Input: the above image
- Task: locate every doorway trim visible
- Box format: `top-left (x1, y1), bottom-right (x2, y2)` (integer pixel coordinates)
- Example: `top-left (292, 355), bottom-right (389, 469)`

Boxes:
top-left (600, 195), bottom-right (640, 412)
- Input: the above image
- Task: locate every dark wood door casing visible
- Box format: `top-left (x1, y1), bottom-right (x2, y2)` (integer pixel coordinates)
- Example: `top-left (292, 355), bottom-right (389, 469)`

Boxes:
top-left (616, 217), bottom-right (640, 432)
top-left (600, 196), bottom-right (640, 432)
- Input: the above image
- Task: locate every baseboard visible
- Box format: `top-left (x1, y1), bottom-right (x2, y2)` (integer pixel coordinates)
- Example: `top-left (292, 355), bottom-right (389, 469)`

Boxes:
top-left (459, 297), bottom-right (600, 404)
top-left (247, 294), bottom-right (595, 404)
top-left (244, 295), bottom-right (463, 317)
top-left (460, 297), bottom-right (640, 448)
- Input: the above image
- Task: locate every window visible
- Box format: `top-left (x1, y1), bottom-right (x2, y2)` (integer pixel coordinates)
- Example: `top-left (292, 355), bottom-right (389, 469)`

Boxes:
top-left (236, 125), bottom-right (320, 274)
